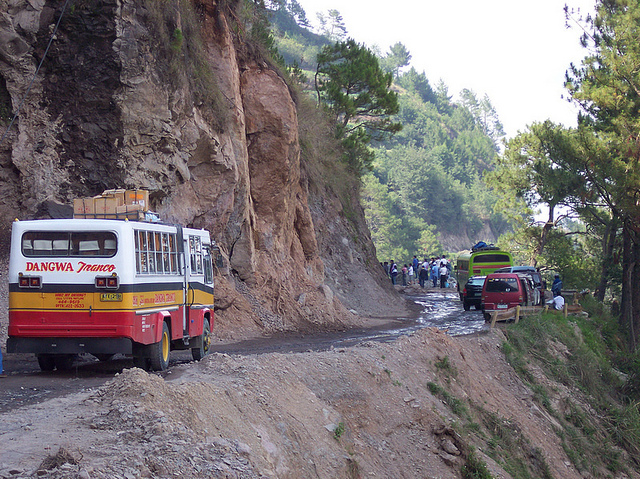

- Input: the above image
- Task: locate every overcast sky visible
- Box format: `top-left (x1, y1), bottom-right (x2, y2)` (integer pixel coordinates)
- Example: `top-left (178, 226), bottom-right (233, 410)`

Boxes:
top-left (294, 0), bottom-right (597, 138)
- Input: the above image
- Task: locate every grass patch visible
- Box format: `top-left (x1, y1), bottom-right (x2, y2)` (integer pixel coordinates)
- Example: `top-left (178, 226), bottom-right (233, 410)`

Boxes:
top-left (474, 406), bottom-right (553, 479)
top-left (501, 308), bottom-right (640, 475)
top-left (427, 381), bottom-right (469, 419)
top-left (461, 447), bottom-right (492, 479)
top-left (435, 355), bottom-right (458, 378)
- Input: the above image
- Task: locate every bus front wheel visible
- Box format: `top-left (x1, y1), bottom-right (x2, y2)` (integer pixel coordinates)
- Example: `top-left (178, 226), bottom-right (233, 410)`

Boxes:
top-left (149, 322), bottom-right (170, 371)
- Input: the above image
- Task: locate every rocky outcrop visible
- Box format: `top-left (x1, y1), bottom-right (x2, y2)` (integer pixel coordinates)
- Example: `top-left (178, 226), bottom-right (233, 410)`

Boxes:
top-left (0, 0), bottom-right (405, 336)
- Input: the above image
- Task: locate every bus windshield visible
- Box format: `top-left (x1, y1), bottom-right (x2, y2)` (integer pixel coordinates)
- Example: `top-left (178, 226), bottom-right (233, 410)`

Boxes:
top-left (22, 231), bottom-right (117, 258)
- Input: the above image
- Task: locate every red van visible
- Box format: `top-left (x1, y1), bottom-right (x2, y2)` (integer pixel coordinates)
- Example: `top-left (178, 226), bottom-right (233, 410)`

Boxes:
top-left (481, 273), bottom-right (535, 320)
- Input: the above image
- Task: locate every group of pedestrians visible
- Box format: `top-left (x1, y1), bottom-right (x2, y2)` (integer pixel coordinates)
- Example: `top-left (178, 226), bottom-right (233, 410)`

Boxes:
top-left (383, 255), bottom-right (453, 289)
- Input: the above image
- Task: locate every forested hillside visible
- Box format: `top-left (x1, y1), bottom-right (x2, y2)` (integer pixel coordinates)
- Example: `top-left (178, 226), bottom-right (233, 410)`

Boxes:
top-left (270, 2), bottom-right (510, 260)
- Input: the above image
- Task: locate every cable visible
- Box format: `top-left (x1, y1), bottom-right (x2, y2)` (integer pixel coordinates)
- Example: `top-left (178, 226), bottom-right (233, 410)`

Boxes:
top-left (0, 0), bottom-right (71, 146)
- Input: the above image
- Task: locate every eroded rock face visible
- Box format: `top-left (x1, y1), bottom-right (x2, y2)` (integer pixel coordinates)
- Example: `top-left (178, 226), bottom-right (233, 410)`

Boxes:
top-left (0, 0), bottom-right (402, 333)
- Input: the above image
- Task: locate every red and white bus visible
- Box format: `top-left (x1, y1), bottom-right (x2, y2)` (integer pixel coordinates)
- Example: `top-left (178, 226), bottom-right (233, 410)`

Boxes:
top-left (6, 218), bottom-right (214, 371)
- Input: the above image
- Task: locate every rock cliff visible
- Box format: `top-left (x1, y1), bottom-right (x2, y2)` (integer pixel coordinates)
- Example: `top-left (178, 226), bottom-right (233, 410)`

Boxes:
top-left (0, 0), bottom-right (405, 336)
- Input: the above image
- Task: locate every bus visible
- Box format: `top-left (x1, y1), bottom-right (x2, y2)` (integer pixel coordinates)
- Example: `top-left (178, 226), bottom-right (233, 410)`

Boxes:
top-left (6, 218), bottom-right (214, 371)
top-left (455, 245), bottom-right (512, 300)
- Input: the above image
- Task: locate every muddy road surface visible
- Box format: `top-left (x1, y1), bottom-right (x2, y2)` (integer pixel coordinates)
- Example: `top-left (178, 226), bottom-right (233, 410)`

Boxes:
top-left (0, 290), bottom-right (486, 414)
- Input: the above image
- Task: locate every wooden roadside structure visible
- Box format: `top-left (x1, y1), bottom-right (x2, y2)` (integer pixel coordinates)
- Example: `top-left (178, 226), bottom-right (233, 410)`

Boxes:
top-left (489, 303), bottom-right (584, 329)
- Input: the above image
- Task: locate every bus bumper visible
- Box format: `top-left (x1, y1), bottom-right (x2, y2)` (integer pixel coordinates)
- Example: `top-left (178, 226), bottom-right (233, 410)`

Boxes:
top-left (6, 337), bottom-right (133, 355)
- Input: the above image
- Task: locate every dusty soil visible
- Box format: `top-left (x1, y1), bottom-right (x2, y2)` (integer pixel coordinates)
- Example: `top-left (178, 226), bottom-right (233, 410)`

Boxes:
top-left (1, 304), bottom-right (591, 479)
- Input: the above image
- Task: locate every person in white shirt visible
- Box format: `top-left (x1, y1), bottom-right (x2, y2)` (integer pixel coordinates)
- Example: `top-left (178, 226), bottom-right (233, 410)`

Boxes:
top-left (550, 295), bottom-right (565, 310)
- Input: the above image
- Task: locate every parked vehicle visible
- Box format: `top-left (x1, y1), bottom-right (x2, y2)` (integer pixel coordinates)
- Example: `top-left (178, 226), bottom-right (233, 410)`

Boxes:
top-left (462, 275), bottom-right (486, 311)
top-left (481, 272), bottom-right (536, 321)
top-left (494, 266), bottom-right (544, 305)
top-left (455, 244), bottom-right (512, 300)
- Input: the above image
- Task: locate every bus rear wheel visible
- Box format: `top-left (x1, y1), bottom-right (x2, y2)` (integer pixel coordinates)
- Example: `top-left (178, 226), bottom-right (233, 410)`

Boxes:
top-left (54, 354), bottom-right (75, 371)
top-left (37, 354), bottom-right (55, 372)
top-left (149, 322), bottom-right (170, 371)
top-left (192, 317), bottom-right (211, 361)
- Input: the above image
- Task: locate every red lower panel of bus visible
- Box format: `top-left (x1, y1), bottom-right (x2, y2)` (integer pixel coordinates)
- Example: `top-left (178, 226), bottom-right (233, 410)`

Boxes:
top-left (9, 309), bottom-right (161, 345)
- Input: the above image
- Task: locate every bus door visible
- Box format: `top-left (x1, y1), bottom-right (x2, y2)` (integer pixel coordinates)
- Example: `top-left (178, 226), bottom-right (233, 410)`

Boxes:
top-left (176, 226), bottom-right (190, 339)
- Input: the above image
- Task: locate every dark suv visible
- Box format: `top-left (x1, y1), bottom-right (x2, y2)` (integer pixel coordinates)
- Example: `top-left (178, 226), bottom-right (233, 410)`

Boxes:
top-left (494, 266), bottom-right (544, 305)
top-left (462, 275), bottom-right (486, 311)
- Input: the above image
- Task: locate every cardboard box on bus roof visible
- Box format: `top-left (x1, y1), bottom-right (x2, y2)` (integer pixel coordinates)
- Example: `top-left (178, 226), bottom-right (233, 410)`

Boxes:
top-left (102, 189), bottom-right (149, 211)
top-left (93, 197), bottom-right (119, 215)
top-left (73, 197), bottom-right (95, 216)
top-left (100, 189), bottom-right (126, 205)
top-left (126, 190), bottom-right (149, 210)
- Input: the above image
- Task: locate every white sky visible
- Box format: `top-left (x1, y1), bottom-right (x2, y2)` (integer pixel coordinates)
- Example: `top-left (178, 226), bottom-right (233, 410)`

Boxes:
top-left (295, 0), bottom-right (596, 139)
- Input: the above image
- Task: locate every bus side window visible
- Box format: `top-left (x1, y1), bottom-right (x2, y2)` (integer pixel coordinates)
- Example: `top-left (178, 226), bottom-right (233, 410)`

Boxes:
top-left (204, 247), bottom-right (213, 285)
top-left (147, 232), bottom-right (156, 274)
top-left (139, 231), bottom-right (148, 273)
top-left (169, 234), bottom-right (178, 274)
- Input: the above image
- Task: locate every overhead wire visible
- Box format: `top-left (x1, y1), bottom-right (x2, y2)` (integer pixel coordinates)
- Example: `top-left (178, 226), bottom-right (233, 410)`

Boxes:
top-left (0, 0), bottom-right (72, 146)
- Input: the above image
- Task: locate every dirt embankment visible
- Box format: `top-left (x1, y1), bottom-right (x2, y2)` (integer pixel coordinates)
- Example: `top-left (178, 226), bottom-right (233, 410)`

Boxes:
top-left (0, 325), bottom-right (592, 479)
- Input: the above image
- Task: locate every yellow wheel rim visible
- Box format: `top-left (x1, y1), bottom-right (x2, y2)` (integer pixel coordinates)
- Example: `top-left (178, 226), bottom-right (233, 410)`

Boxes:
top-left (161, 330), bottom-right (169, 361)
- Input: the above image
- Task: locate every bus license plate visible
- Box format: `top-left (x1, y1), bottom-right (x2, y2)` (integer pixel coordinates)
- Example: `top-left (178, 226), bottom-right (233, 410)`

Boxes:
top-left (100, 292), bottom-right (123, 302)
top-left (497, 304), bottom-right (508, 309)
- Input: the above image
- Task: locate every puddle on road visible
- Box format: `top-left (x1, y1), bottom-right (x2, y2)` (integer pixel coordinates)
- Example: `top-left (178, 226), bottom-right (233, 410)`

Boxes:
top-left (331, 290), bottom-right (489, 348)
top-left (410, 291), bottom-right (488, 336)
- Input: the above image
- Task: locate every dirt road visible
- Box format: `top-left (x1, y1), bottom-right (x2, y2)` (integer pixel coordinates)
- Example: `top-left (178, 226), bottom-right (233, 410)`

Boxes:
top-left (0, 290), bottom-right (480, 415)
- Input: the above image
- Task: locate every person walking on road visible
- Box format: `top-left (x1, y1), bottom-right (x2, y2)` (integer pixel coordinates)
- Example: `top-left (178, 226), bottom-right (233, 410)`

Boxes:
top-left (440, 261), bottom-right (448, 288)
top-left (418, 264), bottom-right (428, 288)
top-left (390, 261), bottom-right (398, 285)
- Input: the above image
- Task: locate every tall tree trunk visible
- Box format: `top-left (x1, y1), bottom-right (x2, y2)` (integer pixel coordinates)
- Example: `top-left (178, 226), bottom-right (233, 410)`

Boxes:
top-left (621, 224), bottom-right (634, 350)
top-left (597, 216), bottom-right (618, 302)
top-left (621, 222), bottom-right (640, 351)
top-left (631, 230), bottom-right (640, 351)
top-left (530, 205), bottom-right (555, 267)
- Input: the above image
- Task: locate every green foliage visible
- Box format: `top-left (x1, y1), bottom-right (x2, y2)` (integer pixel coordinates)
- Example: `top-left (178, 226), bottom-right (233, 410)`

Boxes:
top-left (379, 42), bottom-right (412, 78)
top-left (476, 406), bottom-right (553, 479)
top-left (268, 2), bottom-right (507, 262)
top-left (362, 81), bottom-right (508, 262)
top-left (333, 421), bottom-right (345, 440)
top-left (315, 9), bottom-right (347, 41)
top-left (427, 382), bottom-right (469, 418)
top-left (461, 448), bottom-right (493, 479)
top-left (501, 307), bottom-right (640, 474)
top-left (315, 39), bottom-right (401, 172)
top-left (434, 355), bottom-right (458, 378)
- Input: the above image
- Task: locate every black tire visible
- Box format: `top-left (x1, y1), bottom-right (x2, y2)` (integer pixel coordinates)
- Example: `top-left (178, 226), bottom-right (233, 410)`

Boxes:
top-left (484, 312), bottom-right (492, 322)
top-left (37, 354), bottom-right (55, 372)
top-left (463, 301), bottom-right (471, 311)
top-left (192, 317), bottom-right (211, 361)
top-left (54, 354), bottom-right (75, 371)
top-left (133, 355), bottom-right (148, 370)
top-left (149, 322), bottom-right (170, 371)
top-left (94, 354), bottom-right (114, 362)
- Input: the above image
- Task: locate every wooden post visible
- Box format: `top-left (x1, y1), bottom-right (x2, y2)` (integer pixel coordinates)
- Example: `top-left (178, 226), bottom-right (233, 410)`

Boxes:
top-left (490, 311), bottom-right (498, 329)
top-left (515, 305), bottom-right (521, 324)
top-left (563, 302), bottom-right (568, 318)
